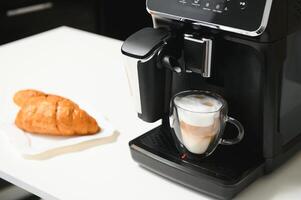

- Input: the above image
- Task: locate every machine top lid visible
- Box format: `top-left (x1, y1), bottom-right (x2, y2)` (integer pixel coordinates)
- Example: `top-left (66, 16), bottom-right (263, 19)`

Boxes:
top-left (122, 28), bottom-right (170, 59)
top-left (147, 0), bottom-right (273, 37)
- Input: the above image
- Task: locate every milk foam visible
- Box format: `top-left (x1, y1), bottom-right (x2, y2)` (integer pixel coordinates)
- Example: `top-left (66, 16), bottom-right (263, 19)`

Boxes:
top-left (174, 94), bottom-right (222, 127)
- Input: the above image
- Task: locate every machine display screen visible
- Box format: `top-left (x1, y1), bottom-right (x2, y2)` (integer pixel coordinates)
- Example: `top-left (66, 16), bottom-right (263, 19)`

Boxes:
top-left (147, 0), bottom-right (271, 35)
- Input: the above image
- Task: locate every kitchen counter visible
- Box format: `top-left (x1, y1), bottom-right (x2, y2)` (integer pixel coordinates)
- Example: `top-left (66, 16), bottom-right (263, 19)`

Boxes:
top-left (0, 27), bottom-right (300, 200)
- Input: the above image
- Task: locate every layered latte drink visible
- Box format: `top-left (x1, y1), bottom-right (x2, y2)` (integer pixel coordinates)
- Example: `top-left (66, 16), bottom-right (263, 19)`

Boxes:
top-left (173, 94), bottom-right (222, 154)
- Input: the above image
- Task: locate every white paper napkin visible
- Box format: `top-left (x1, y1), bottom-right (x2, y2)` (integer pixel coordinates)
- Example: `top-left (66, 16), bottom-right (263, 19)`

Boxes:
top-left (0, 114), bottom-right (116, 156)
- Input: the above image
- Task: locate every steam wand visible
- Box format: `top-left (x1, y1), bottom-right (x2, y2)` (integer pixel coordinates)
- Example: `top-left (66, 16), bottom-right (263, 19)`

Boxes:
top-left (161, 55), bottom-right (183, 73)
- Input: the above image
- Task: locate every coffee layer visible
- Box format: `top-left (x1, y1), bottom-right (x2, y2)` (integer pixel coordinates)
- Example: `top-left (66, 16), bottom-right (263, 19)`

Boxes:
top-left (180, 120), bottom-right (219, 154)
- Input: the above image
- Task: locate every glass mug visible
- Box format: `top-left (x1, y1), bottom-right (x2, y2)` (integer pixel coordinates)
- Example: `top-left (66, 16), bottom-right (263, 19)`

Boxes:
top-left (169, 90), bottom-right (244, 159)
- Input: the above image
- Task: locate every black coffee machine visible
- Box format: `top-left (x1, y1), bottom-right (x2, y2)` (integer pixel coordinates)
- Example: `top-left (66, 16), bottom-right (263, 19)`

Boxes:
top-left (121, 0), bottom-right (301, 199)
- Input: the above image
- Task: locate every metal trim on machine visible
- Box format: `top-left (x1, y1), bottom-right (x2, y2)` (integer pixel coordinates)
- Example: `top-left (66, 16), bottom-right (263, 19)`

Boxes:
top-left (146, 0), bottom-right (273, 37)
top-left (184, 35), bottom-right (213, 77)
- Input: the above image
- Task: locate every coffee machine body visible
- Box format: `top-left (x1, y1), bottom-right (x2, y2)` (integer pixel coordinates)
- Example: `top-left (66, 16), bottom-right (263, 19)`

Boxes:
top-left (122, 0), bottom-right (301, 199)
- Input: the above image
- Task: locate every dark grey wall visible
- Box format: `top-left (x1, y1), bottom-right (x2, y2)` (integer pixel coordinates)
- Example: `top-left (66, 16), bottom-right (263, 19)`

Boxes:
top-left (98, 0), bottom-right (152, 40)
top-left (0, 0), bottom-right (152, 45)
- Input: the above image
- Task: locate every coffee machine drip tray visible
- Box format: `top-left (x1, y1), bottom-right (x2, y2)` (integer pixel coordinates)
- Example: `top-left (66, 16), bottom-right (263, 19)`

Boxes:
top-left (129, 126), bottom-right (265, 200)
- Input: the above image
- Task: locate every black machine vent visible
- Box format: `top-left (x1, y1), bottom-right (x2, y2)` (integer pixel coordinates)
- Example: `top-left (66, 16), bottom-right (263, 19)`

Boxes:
top-left (288, 0), bottom-right (301, 33)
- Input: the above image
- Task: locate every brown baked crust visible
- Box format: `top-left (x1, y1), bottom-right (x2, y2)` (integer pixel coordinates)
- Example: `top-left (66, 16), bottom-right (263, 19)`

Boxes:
top-left (14, 89), bottom-right (45, 107)
top-left (14, 90), bottom-right (100, 136)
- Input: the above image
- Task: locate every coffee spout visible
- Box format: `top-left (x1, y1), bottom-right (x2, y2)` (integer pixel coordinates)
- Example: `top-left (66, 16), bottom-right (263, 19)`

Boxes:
top-left (184, 35), bottom-right (213, 78)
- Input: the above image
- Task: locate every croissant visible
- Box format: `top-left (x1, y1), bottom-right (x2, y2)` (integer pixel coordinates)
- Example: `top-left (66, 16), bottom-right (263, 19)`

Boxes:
top-left (14, 90), bottom-right (101, 136)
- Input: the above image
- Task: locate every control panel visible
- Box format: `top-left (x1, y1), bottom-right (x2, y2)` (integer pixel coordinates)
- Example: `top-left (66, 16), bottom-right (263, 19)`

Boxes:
top-left (147, 0), bottom-right (272, 36)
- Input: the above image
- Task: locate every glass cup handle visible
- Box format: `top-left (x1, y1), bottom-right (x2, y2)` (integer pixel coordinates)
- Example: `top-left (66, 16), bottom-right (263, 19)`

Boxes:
top-left (220, 117), bottom-right (245, 145)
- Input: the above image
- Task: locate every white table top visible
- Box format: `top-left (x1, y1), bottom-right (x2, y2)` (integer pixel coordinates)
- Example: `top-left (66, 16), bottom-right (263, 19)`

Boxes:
top-left (0, 27), bottom-right (300, 200)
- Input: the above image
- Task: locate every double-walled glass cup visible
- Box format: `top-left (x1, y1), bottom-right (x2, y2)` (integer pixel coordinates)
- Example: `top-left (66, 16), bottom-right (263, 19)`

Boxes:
top-left (170, 90), bottom-right (244, 159)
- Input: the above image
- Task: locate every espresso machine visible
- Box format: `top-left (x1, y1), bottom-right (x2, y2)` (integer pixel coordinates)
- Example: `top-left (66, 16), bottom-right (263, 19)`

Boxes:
top-left (121, 0), bottom-right (301, 199)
